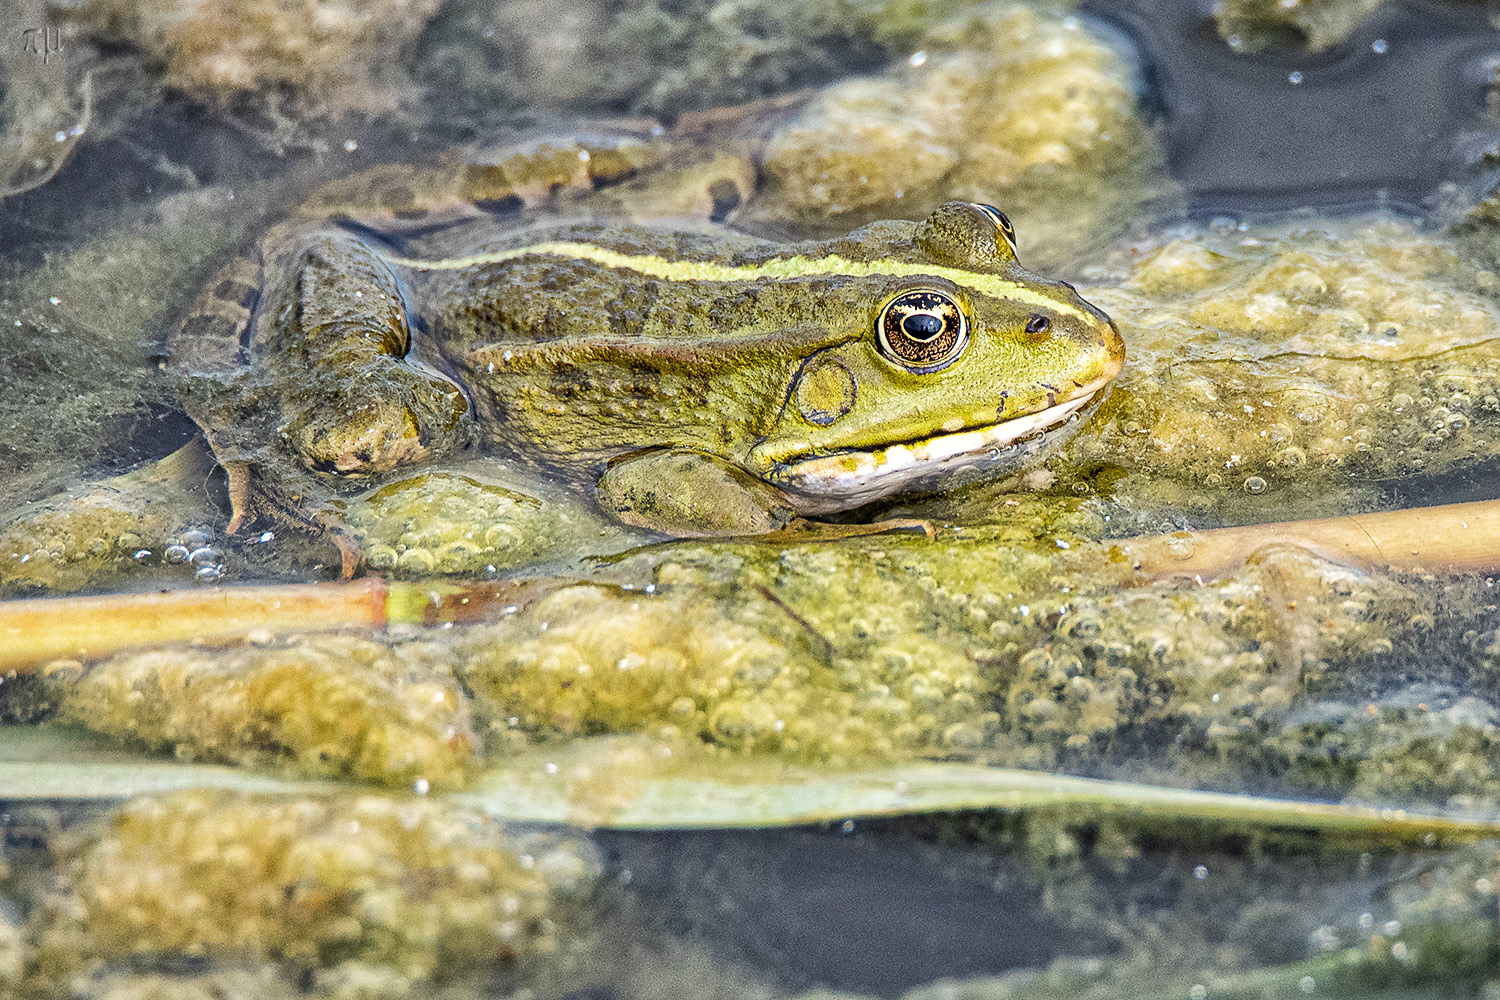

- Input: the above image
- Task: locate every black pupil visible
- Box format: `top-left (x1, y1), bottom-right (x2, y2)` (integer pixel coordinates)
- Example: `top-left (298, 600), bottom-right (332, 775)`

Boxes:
top-left (903, 312), bottom-right (946, 340)
top-left (1026, 315), bottom-right (1050, 334)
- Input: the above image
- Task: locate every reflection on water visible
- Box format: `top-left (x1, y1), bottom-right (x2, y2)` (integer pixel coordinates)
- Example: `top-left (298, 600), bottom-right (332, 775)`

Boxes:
top-left (3, 1), bottom-right (1500, 997)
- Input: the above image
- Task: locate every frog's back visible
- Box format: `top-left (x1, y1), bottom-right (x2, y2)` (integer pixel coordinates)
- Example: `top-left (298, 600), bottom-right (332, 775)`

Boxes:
top-left (405, 217), bottom-right (924, 355)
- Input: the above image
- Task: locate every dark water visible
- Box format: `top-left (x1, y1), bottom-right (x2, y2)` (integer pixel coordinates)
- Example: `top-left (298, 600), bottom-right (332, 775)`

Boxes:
top-left (1086, 0), bottom-right (1500, 213)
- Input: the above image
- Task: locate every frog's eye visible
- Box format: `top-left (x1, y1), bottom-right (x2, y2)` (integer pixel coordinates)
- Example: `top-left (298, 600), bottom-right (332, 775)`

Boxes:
top-left (1025, 314), bottom-right (1051, 334)
top-left (971, 203), bottom-right (1017, 253)
top-left (877, 289), bottom-right (969, 373)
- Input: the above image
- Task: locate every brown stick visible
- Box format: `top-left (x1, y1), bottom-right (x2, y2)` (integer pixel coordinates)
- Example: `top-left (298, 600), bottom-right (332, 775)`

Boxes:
top-left (0, 580), bottom-right (389, 671)
top-left (0, 579), bottom-right (560, 673)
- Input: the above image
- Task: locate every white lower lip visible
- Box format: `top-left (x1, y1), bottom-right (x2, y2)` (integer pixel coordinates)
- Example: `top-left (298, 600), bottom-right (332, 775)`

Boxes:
top-left (775, 383), bottom-right (1108, 512)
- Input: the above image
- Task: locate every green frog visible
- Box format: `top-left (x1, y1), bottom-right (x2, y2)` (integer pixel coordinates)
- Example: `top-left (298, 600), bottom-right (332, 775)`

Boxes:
top-left (168, 147), bottom-right (1124, 574)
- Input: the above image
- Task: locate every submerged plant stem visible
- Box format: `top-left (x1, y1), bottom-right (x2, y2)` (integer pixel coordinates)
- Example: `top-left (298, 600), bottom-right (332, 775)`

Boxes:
top-left (0, 578), bottom-right (559, 671)
top-left (1121, 498), bottom-right (1500, 581)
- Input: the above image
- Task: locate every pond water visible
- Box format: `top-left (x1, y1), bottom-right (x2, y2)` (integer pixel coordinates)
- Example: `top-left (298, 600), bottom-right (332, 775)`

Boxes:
top-left (4, 1), bottom-right (1500, 998)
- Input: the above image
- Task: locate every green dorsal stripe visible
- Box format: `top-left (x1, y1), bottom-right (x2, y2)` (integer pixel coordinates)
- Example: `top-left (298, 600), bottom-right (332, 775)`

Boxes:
top-left (388, 241), bottom-right (1092, 323)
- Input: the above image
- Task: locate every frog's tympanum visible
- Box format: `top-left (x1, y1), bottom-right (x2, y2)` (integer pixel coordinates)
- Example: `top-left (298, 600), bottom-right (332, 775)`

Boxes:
top-left (171, 198), bottom-right (1123, 571)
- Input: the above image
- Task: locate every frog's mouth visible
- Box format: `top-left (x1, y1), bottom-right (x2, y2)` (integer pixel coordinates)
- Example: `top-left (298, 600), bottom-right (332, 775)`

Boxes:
top-left (773, 377), bottom-right (1112, 513)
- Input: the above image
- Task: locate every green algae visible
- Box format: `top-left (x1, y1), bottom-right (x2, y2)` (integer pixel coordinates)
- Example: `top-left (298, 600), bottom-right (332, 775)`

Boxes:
top-left (751, 2), bottom-right (1169, 269)
top-left (0, 443), bottom-right (226, 597)
top-left (997, 214), bottom-right (1500, 531)
top-left (6, 790), bottom-right (594, 1000)
top-left (27, 529), bottom-right (1457, 801)
top-left (0, 191), bottom-right (248, 511)
top-left (341, 463), bottom-right (643, 579)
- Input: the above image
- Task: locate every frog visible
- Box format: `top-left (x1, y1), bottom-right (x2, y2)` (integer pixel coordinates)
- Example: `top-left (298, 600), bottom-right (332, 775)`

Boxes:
top-left (167, 143), bottom-right (1124, 575)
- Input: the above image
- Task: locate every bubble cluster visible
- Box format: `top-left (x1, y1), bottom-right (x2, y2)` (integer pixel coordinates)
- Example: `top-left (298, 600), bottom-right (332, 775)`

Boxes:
top-left (59, 634), bottom-right (477, 787)
top-left (343, 469), bottom-right (620, 577)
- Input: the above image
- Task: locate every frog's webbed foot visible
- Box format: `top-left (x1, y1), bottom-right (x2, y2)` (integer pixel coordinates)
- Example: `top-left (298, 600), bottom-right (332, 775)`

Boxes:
top-left (221, 461), bottom-right (362, 578)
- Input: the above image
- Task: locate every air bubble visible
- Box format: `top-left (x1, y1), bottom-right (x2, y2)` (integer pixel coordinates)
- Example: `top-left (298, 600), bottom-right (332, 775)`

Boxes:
top-left (1371, 38), bottom-right (1387, 54)
top-left (398, 547), bottom-right (436, 573)
top-left (1288, 71), bottom-right (1304, 85)
top-left (164, 544), bottom-right (190, 564)
top-left (1243, 476), bottom-right (1268, 495)
top-left (187, 546), bottom-right (222, 568)
top-left (194, 565), bottom-right (224, 582)
top-left (181, 528), bottom-right (212, 548)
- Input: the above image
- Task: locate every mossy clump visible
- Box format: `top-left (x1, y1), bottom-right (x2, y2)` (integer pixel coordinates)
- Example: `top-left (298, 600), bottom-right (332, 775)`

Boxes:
top-left (755, 2), bottom-right (1165, 268)
top-left (0, 191), bottom-right (246, 512)
top-left (457, 582), bottom-right (983, 762)
top-left (413, 0), bottom-right (962, 127)
top-left (1052, 215), bottom-right (1500, 523)
top-left (15, 791), bottom-right (592, 998)
top-left (0, 444), bottom-right (226, 597)
top-left (47, 532), bottom-right (1428, 782)
top-left (62, 0), bottom-right (441, 126)
top-left (341, 467), bottom-right (635, 578)
top-left (1214, 0), bottom-right (1388, 53)
top-left (58, 634), bottom-right (478, 789)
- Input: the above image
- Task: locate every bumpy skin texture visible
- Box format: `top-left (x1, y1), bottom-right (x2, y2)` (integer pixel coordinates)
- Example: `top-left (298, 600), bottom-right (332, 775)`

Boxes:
top-left (174, 199), bottom-right (1122, 545)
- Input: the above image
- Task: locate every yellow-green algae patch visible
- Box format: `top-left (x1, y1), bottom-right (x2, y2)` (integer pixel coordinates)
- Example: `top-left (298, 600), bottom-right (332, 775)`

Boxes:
top-left (38, 531), bottom-right (1442, 793)
top-left (1030, 215), bottom-right (1500, 526)
top-left (57, 633), bottom-right (477, 789)
top-left (341, 464), bottom-right (641, 578)
top-left (60, 0), bottom-right (442, 130)
top-left (13, 791), bottom-right (593, 999)
top-left (753, 2), bottom-right (1168, 268)
top-left (0, 444), bottom-right (224, 597)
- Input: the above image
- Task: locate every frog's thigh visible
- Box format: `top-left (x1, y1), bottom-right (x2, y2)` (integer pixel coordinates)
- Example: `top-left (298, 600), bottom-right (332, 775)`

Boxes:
top-left (596, 449), bottom-right (796, 537)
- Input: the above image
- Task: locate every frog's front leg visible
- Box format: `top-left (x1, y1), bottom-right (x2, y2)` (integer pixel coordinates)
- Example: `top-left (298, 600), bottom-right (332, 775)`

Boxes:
top-left (595, 449), bottom-right (798, 537)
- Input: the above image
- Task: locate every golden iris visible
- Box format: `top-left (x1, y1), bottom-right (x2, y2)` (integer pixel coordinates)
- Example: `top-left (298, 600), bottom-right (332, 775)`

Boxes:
top-left (877, 290), bottom-right (969, 373)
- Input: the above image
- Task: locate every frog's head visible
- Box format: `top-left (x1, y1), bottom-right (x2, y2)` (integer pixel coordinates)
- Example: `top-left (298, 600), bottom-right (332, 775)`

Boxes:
top-left (754, 201), bottom-right (1124, 509)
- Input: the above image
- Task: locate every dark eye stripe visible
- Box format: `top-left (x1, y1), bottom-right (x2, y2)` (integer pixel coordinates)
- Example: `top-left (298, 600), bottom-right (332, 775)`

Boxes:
top-left (877, 290), bottom-right (969, 373)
